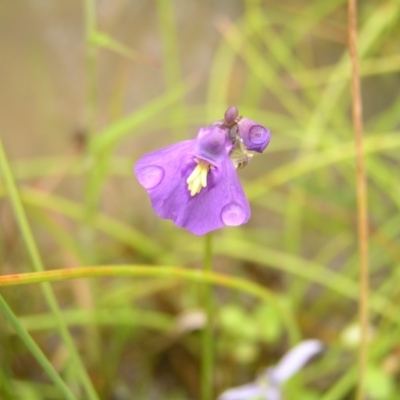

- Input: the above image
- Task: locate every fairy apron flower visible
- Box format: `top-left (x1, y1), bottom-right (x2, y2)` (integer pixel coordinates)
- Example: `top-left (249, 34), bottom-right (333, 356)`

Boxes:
top-left (134, 107), bottom-right (270, 235)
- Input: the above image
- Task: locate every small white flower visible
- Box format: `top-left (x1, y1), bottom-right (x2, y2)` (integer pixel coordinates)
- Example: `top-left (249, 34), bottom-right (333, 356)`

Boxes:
top-left (218, 340), bottom-right (324, 400)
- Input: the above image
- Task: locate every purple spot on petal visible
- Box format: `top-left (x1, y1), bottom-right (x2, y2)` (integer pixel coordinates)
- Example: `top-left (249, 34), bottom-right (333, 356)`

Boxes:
top-left (137, 166), bottom-right (164, 189)
top-left (221, 203), bottom-right (246, 226)
top-left (249, 125), bottom-right (268, 144)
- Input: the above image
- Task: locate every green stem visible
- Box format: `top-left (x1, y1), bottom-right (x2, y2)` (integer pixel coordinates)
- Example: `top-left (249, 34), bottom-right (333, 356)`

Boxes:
top-left (0, 266), bottom-right (277, 305)
top-left (83, 0), bottom-right (99, 224)
top-left (201, 233), bottom-right (213, 400)
top-left (156, 0), bottom-right (186, 141)
top-left (0, 342), bottom-right (14, 400)
top-left (0, 265), bottom-right (294, 352)
top-left (348, 1), bottom-right (370, 399)
top-left (0, 295), bottom-right (76, 400)
top-left (82, 0), bottom-right (102, 370)
top-left (84, 0), bottom-right (97, 140)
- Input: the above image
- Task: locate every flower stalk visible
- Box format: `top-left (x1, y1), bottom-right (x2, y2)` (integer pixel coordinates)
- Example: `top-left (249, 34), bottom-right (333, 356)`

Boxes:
top-left (201, 233), bottom-right (214, 400)
top-left (348, 0), bottom-right (370, 398)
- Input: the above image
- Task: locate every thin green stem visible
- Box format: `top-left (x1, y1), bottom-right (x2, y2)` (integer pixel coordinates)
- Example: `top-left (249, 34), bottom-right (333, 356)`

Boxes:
top-left (348, 0), bottom-right (370, 399)
top-left (0, 342), bottom-right (14, 400)
top-left (0, 266), bottom-right (281, 314)
top-left (201, 233), bottom-right (213, 400)
top-left (0, 140), bottom-right (99, 400)
top-left (83, 0), bottom-right (99, 226)
top-left (0, 295), bottom-right (76, 400)
top-left (156, 0), bottom-right (186, 141)
top-left (82, 0), bottom-right (102, 369)
top-left (84, 0), bottom-right (97, 139)
top-left (83, 0), bottom-right (101, 224)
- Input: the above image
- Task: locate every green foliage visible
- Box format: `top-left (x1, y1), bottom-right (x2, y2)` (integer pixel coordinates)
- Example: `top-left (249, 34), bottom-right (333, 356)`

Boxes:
top-left (365, 365), bottom-right (396, 400)
top-left (1, 0), bottom-right (400, 399)
top-left (218, 302), bottom-right (283, 364)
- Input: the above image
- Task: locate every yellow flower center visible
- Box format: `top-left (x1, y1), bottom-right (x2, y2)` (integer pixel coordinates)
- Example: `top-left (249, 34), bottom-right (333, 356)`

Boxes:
top-left (186, 160), bottom-right (210, 196)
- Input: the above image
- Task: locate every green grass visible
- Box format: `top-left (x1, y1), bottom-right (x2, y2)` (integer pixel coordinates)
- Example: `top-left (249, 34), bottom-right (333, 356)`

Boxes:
top-left (1, 1), bottom-right (400, 399)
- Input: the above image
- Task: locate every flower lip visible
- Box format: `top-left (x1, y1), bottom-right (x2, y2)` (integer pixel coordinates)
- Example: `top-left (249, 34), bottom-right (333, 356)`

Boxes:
top-left (237, 117), bottom-right (271, 153)
top-left (194, 126), bottom-right (232, 166)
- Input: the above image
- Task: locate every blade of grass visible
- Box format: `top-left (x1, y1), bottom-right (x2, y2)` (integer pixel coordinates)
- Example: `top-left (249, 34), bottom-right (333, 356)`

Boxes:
top-left (321, 327), bottom-right (400, 400)
top-left (0, 139), bottom-right (99, 400)
top-left (14, 308), bottom-right (174, 333)
top-left (0, 295), bottom-right (76, 400)
top-left (156, 0), bottom-right (186, 140)
top-left (90, 73), bottom-right (201, 153)
top-left (244, 132), bottom-right (400, 199)
top-left (84, 0), bottom-right (97, 138)
top-left (301, 0), bottom-right (400, 151)
top-left (0, 352), bottom-right (15, 400)
top-left (212, 237), bottom-right (397, 325)
top-left (6, 187), bottom-right (165, 260)
top-left (90, 31), bottom-right (159, 66)
top-left (0, 266), bottom-right (295, 340)
top-left (216, 17), bottom-right (311, 123)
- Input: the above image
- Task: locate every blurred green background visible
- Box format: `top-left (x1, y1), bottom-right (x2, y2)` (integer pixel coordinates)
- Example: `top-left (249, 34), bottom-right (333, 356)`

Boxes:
top-left (1, 0), bottom-right (400, 399)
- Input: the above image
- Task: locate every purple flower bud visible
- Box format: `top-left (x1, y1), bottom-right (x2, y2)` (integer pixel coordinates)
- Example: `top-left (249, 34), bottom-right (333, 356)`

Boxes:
top-left (237, 118), bottom-right (271, 153)
top-left (224, 106), bottom-right (239, 125)
top-left (194, 126), bottom-right (232, 166)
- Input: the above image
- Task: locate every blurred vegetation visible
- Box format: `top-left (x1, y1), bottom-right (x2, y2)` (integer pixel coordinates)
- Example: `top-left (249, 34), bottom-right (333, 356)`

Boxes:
top-left (1, 0), bottom-right (400, 399)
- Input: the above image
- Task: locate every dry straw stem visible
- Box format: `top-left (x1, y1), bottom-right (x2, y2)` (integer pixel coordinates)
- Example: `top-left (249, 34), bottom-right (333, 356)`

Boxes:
top-left (348, 0), bottom-right (370, 399)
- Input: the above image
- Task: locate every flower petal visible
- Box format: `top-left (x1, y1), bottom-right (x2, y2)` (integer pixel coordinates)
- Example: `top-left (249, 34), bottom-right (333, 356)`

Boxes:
top-left (264, 386), bottom-right (281, 400)
top-left (267, 340), bottom-right (324, 384)
top-left (218, 383), bottom-right (264, 400)
top-left (134, 139), bottom-right (194, 214)
top-left (172, 158), bottom-right (250, 235)
top-left (237, 118), bottom-right (270, 153)
top-left (194, 126), bottom-right (232, 165)
top-left (134, 143), bottom-right (250, 235)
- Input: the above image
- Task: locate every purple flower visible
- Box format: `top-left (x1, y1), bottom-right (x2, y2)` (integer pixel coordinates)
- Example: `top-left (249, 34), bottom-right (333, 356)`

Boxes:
top-left (218, 340), bottom-right (324, 400)
top-left (134, 107), bottom-right (270, 235)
